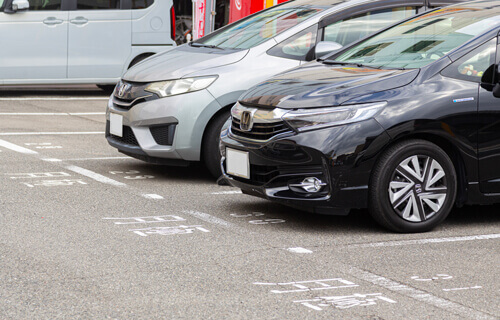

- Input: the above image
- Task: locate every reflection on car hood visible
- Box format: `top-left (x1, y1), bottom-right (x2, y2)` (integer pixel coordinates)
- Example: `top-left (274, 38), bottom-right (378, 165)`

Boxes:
top-left (122, 45), bottom-right (249, 83)
top-left (239, 62), bottom-right (419, 109)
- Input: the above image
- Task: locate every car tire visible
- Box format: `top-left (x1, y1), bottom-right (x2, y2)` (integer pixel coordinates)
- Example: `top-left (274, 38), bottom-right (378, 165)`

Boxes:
top-left (203, 111), bottom-right (231, 178)
top-left (369, 139), bottom-right (457, 233)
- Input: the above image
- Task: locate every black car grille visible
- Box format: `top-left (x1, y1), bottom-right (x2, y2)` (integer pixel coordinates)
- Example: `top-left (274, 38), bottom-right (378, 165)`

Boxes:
top-left (230, 118), bottom-right (291, 141)
top-left (106, 121), bottom-right (139, 146)
top-left (150, 124), bottom-right (176, 146)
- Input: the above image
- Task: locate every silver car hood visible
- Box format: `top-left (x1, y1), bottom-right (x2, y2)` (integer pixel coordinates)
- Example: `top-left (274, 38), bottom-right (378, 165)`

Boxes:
top-left (122, 45), bottom-right (249, 83)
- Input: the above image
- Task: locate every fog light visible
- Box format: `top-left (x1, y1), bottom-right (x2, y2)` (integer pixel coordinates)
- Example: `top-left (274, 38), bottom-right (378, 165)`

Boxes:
top-left (290, 177), bottom-right (327, 193)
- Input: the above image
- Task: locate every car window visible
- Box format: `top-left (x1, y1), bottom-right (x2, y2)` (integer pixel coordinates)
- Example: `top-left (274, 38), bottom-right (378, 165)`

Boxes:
top-left (267, 25), bottom-right (317, 60)
top-left (131, 0), bottom-right (153, 9)
top-left (29, 0), bottom-right (61, 10)
top-left (441, 38), bottom-right (497, 83)
top-left (332, 8), bottom-right (500, 69)
top-left (196, 5), bottom-right (326, 50)
top-left (324, 7), bottom-right (417, 46)
top-left (77, 0), bottom-right (120, 9)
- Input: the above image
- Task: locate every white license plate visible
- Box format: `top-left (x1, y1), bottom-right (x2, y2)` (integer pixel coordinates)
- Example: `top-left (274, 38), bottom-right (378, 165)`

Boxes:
top-left (109, 113), bottom-right (123, 137)
top-left (226, 148), bottom-right (250, 179)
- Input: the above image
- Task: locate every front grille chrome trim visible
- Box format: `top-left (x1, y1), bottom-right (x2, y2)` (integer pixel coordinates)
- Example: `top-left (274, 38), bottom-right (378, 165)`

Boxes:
top-left (229, 102), bottom-right (293, 143)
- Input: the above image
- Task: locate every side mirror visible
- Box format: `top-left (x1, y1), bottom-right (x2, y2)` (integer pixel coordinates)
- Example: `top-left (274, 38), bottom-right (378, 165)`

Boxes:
top-left (315, 41), bottom-right (343, 59)
top-left (11, 0), bottom-right (29, 11)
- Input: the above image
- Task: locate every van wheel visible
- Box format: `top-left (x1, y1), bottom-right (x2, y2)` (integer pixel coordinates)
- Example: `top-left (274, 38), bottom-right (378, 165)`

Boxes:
top-left (369, 140), bottom-right (456, 233)
top-left (203, 111), bottom-right (231, 178)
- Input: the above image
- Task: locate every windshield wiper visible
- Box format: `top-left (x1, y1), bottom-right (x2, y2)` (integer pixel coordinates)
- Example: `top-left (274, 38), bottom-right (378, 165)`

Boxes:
top-left (189, 42), bottom-right (224, 50)
top-left (321, 60), bottom-right (383, 70)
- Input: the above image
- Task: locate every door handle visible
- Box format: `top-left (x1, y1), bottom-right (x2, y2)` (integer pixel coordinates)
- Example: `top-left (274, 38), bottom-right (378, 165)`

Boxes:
top-left (70, 16), bottom-right (88, 25)
top-left (43, 17), bottom-right (63, 25)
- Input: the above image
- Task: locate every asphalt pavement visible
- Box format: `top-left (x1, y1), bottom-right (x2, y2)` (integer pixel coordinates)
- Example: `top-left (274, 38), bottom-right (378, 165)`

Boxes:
top-left (0, 87), bottom-right (498, 319)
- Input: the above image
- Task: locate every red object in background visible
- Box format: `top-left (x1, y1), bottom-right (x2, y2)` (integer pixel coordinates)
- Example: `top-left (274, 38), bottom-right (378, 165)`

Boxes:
top-left (195, 0), bottom-right (207, 39)
top-left (229, 0), bottom-right (288, 24)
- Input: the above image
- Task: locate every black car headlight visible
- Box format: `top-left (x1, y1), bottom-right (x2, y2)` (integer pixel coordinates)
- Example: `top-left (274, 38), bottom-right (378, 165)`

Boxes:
top-left (282, 102), bottom-right (386, 132)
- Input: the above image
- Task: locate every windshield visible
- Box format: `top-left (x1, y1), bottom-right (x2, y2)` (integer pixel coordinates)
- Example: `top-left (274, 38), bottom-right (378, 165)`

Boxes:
top-left (331, 6), bottom-right (500, 69)
top-left (195, 5), bottom-right (326, 49)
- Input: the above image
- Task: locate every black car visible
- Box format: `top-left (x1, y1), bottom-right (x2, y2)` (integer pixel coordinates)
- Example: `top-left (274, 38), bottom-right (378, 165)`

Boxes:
top-left (220, 1), bottom-right (500, 233)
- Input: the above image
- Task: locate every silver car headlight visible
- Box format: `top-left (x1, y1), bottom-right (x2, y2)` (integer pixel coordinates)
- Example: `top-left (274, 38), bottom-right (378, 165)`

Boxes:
top-left (145, 76), bottom-right (218, 97)
top-left (282, 102), bottom-right (386, 132)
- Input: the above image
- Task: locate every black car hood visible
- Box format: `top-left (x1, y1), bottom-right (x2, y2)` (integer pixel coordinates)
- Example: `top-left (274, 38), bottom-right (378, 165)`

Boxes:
top-left (239, 62), bottom-right (419, 109)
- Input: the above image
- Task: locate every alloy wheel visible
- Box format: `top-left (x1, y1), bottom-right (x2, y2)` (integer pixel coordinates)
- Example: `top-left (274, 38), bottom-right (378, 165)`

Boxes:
top-left (388, 155), bottom-right (447, 222)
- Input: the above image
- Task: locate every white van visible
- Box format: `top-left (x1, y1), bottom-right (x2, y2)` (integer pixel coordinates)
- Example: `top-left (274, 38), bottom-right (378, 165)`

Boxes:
top-left (0, 0), bottom-right (176, 88)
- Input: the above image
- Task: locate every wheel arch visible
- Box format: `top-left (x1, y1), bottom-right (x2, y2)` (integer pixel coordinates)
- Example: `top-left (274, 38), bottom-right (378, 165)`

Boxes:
top-left (372, 132), bottom-right (469, 207)
top-left (201, 103), bottom-right (233, 155)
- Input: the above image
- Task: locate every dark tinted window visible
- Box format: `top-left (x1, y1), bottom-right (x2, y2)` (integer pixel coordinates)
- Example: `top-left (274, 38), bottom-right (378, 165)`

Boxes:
top-left (77, 0), bottom-right (120, 9)
top-left (441, 38), bottom-right (497, 84)
top-left (131, 0), bottom-right (153, 9)
top-left (30, 0), bottom-right (61, 10)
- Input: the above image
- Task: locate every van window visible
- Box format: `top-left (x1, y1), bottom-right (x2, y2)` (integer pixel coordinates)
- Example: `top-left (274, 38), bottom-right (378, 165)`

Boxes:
top-left (30, 0), bottom-right (61, 10)
top-left (131, 0), bottom-right (153, 9)
top-left (77, 0), bottom-right (120, 9)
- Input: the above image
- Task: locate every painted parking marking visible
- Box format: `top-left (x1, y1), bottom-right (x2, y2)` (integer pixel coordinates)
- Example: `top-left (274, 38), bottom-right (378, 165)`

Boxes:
top-left (23, 179), bottom-right (87, 188)
top-left (25, 142), bottom-right (63, 149)
top-left (109, 170), bottom-right (155, 180)
top-left (345, 266), bottom-right (496, 320)
top-left (142, 194), bottom-right (164, 200)
top-left (0, 138), bottom-right (38, 154)
top-left (103, 215), bottom-right (185, 225)
top-left (41, 158), bottom-right (63, 162)
top-left (294, 293), bottom-right (397, 311)
top-left (66, 165), bottom-right (126, 187)
top-left (230, 211), bottom-right (286, 226)
top-left (287, 247), bottom-right (313, 254)
top-left (254, 278), bottom-right (358, 294)
top-left (8, 172), bottom-right (70, 179)
top-left (411, 274), bottom-right (453, 281)
top-left (64, 156), bottom-right (131, 161)
top-left (210, 190), bottom-right (243, 195)
top-left (129, 225), bottom-right (210, 237)
top-left (443, 286), bottom-right (482, 292)
top-left (348, 233), bottom-right (500, 248)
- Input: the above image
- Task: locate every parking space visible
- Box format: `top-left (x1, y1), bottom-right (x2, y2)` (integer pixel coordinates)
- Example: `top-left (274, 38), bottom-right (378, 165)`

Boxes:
top-left (0, 91), bottom-right (499, 319)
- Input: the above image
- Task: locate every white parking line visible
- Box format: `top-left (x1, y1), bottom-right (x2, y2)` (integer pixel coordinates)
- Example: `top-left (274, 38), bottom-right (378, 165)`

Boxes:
top-left (0, 132), bottom-right (104, 136)
top-left (142, 194), bottom-right (164, 200)
top-left (63, 156), bottom-right (131, 161)
top-left (349, 234), bottom-right (500, 248)
top-left (0, 112), bottom-right (105, 116)
top-left (0, 97), bottom-right (108, 101)
top-left (183, 210), bottom-right (236, 229)
top-left (0, 139), bottom-right (38, 154)
top-left (287, 247), bottom-right (313, 254)
top-left (65, 165), bottom-right (126, 187)
top-left (210, 190), bottom-right (242, 195)
top-left (347, 267), bottom-right (495, 320)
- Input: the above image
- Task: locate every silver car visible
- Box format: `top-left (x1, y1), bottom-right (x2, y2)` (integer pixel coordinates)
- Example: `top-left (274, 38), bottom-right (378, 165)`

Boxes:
top-left (106, 0), bottom-right (462, 177)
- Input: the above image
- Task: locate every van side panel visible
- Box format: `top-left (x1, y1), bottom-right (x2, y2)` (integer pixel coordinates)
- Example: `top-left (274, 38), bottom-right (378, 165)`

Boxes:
top-left (131, 0), bottom-right (175, 46)
top-left (68, 9), bottom-right (132, 79)
top-left (0, 10), bottom-right (69, 81)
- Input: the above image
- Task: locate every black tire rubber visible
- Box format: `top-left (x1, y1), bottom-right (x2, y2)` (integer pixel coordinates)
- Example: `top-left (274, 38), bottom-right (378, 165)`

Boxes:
top-left (203, 111), bottom-right (231, 178)
top-left (369, 139), bottom-right (457, 233)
